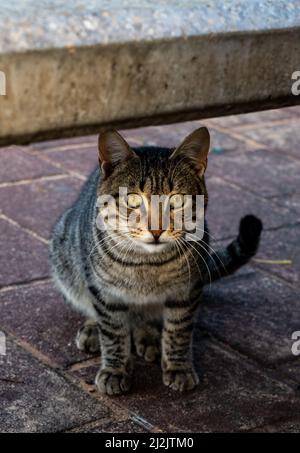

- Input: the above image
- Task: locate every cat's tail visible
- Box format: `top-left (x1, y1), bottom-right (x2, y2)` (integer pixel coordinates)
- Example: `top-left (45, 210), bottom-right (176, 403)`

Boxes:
top-left (202, 215), bottom-right (263, 284)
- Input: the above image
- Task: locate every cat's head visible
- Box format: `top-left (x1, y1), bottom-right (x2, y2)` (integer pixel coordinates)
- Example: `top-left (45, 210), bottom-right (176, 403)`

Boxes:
top-left (97, 128), bottom-right (210, 253)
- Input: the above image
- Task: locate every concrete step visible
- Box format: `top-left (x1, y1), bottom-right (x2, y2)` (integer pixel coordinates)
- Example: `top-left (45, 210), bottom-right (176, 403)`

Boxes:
top-left (0, 0), bottom-right (300, 145)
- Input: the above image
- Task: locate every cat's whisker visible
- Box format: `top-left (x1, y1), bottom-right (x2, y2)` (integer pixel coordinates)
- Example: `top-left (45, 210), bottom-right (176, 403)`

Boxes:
top-left (188, 224), bottom-right (227, 272)
top-left (199, 240), bottom-right (227, 277)
top-left (89, 232), bottom-right (125, 258)
top-left (178, 237), bottom-right (203, 281)
top-left (89, 231), bottom-right (132, 260)
top-left (187, 231), bottom-right (227, 278)
top-left (121, 239), bottom-right (135, 264)
top-left (107, 237), bottom-right (130, 253)
top-left (182, 237), bottom-right (212, 290)
top-left (197, 241), bottom-right (226, 277)
top-left (173, 239), bottom-right (185, 281)
top-left (184, 224), bottom-right (217, 242)
top-left (175, 238), bottom-right (191, 290)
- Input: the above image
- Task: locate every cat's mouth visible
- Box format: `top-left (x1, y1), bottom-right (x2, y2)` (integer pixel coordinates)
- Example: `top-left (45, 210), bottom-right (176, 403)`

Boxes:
top-left (137, 242), bottom-right (169, 253)
top-left (130, 230), bottom-right (182, 253)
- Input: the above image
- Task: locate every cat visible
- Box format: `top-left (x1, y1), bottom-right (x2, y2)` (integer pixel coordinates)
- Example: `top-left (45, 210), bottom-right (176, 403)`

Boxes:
top-left (49, 127), bottom-right (263, 395)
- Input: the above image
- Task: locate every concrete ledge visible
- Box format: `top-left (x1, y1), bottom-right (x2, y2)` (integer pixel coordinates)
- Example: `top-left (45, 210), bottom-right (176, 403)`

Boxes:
top-left (0, 1), bottom-right (300, 145)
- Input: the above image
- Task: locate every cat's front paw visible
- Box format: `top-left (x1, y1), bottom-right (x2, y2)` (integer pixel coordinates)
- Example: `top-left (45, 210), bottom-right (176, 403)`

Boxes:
top-left (95, 368), bottom-right (132, 395)
top-left (133, 325), bottom-right (161, 363)
top-left (76, 321), bottom-right (100, 354)
top-left (163, 368), bottom-right (199, 392)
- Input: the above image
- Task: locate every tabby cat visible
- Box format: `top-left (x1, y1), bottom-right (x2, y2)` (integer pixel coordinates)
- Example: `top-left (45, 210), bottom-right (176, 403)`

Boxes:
top-left (49, 127), bottom-right (262, 395)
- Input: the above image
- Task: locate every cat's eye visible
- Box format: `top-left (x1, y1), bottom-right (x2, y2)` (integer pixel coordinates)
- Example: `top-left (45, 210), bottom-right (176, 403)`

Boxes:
top-left (169, 194), bottom-right (185, 209)
top-left (127, 193), bottom-right (143, 209)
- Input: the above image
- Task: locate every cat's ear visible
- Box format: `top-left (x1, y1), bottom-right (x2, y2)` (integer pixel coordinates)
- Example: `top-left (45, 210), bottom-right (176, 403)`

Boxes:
top-left (98, 129), bottom-right (137, 178)
top-left (170, 127), bottom-right (210, 177)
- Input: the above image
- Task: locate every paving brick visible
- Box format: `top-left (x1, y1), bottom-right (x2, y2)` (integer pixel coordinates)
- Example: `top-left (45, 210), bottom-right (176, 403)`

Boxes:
top-left (0, 338), bottom-right (110, 433)
top-left (29, 122), bottom-right (252, 178)
top-left (205, 177), bottom-right (299, 240)
top-left (274, 192), bottom-right (300, 217)
top-left (0, 218), bottom-right (48, 287)
top-left (252, 418), bottom-right (300, 433)
top-left (31, 135), bottom-right (97, 151)
top-left (207, 107), bottom-right (295, 128)
top-left (254, 225), bottom-right (300, 286)
top-left (276, 361), bottom-right (300, 389)
top-left (72, 339), bottom-right (300, 433)
top-left (0, 146), bottom-right (64, 183)
top-left (0, 282), bottom-right (90, 367)
top-left (1, 113), bottom-right (300, 433)
top-left (235, 122), bottom-right (300, 159)
top-left (44, 145), bottom-right (98, 177)
top-left (0, 177), bottom-right (84, 239)
top-left (122, 122), bottom-right (204, 148)
top-left (122, 122), bottom-right (253, 154)
top-left (285, 106), bottom-right (300, 118)
top-left (198, 271), bottom-right (300, 364)
top-left (207, 148), bottom-right (300, 198)
top-left (75, 419), bottom-right (148, 433)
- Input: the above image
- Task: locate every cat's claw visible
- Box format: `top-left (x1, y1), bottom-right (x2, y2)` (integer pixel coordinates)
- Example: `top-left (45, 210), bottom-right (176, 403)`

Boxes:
top-left (95, 369), bottom-right (132, 395)
top-left (163, 368), bottom-right (199, 392)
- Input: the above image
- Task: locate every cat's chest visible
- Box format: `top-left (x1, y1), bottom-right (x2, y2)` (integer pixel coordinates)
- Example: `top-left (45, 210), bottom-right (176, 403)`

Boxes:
top-left (108, 265), bottom-right (192, 305)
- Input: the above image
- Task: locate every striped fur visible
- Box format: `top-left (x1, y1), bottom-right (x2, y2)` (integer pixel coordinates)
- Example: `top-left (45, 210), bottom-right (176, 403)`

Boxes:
top-left (49, 130), bottom-right (262, 395)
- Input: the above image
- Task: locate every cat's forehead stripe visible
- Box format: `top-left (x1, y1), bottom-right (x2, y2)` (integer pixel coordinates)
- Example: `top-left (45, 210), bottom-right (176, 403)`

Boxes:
top-left (100, 145), bottom-right (207, 197)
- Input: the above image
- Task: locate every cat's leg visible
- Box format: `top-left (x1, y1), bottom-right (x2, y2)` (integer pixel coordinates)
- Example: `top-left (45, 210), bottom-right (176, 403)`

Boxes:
top-left (52, 280), bottom-right (102, 355)
top-left (76, 320), bottom-right (100, 354)
top-left (133, 321), bottom-right (161, 362)
top-left (95, 300), bottom-right (132, 395)
top-left (162, 294), bottom-right (200, 392)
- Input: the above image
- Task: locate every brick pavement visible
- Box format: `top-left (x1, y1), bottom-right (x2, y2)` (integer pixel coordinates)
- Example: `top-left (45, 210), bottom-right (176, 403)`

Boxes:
top-left (0, 107), bottom-right (299, 432)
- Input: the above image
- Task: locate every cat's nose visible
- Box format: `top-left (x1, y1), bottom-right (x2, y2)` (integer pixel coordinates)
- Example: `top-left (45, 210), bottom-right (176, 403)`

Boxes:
top-left (151, 230), bottom-right (163, 243)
